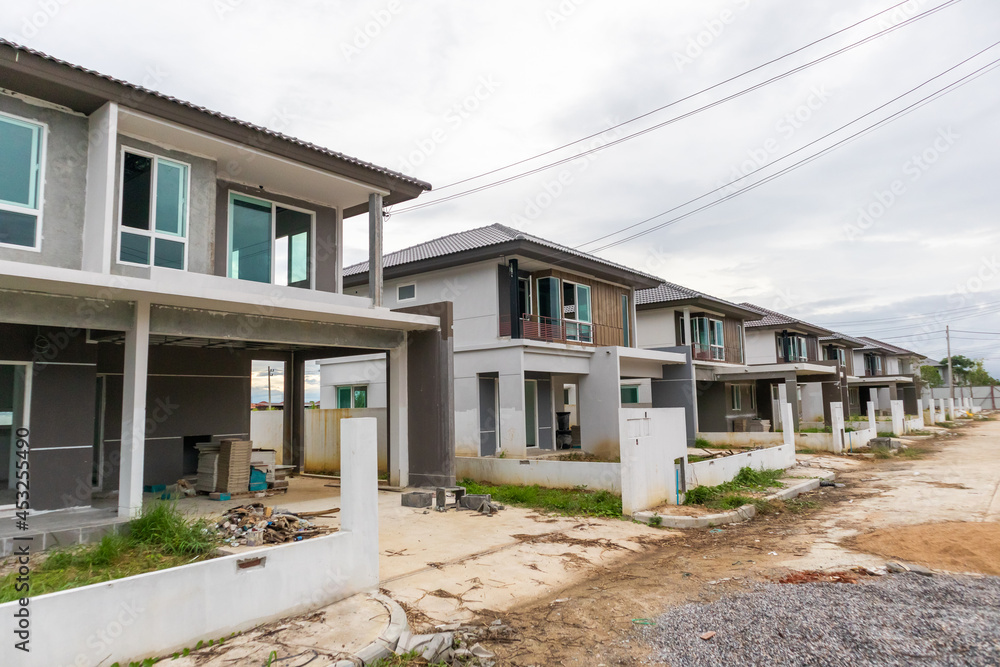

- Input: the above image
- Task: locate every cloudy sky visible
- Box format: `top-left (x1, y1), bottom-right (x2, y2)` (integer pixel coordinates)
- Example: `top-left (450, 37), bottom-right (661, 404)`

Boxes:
top-left (4, 0), bottom-right (999, 379)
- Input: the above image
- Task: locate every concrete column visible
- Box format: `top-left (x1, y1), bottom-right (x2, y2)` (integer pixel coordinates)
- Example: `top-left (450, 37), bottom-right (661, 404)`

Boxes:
top-left (387, 339), bottom-right (408, 488)
top-left (938, 398), bottom-right (946, 421)
top-left (498, 371), bottom-right (527, 457)
top-left (830, 402), bottom-right (845, 454)
top-left (916, 398), bottom-right (925, 428)
top-left (681, 308), bottom-right (691, 346)
top-left (783, 373), bottom-right (799, 433)
top-left (781, 403), bottom-right (795, 447)
top-left (82, 101), bottom-right (118, 274)
top-left (368, 192), bottom-right (383, 307)
top-left (867, 401), bottom-right (876, 435)
top-left (947, 398), bottom-right (955, 421)
top-left (579, 348), bottom-right (622, 459)
top-left (340, 417), bottom-right (379, 587)
top-left (926, 397), bottom-right (934, 423)
top-left (118, 300), bottom-right (150, 519)
top-left (890, 400), bottom-right (904, 436)
top-left (334, 206), bottom-right (344, 294)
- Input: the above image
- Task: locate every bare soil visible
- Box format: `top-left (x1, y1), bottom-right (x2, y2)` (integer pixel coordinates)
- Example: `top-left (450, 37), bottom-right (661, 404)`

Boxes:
top-left (470, 421), bottom-right (1000, 666)
top-left (844, 521), bottom-right (1000, 576)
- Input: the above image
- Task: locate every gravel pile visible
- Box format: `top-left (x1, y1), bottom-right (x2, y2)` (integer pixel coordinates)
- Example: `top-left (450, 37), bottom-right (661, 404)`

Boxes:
top-left (644, 573), bottom-right (1000, 666)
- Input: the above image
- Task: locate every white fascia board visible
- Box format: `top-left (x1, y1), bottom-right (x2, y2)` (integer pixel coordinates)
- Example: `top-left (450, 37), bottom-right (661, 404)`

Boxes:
top-left (733, 362), bottom-right (837, 376)
top-left (613, 346), bottom-right (687, 365)
top-left (0, 260), bottom-right (438, 331)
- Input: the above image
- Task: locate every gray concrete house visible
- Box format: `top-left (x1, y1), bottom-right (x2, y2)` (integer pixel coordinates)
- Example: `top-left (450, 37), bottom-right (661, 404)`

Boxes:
top-left (0, 39), bottom-right (454, 522)
top-left (327, 223), bottom-right (693, 460)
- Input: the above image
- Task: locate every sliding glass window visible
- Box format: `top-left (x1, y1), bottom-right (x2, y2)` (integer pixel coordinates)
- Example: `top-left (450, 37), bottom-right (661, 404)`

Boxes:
top-left (0, 114), bottom-right (44, 249)
top-left (119, 149), bottom-right (189, 269)
top-left (229, 192), bottom-right (313, 288)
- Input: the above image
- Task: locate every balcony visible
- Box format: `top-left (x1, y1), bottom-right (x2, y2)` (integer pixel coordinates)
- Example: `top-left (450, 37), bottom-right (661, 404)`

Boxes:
top-left (690, 342), bottom-right (744, 364)
top-left (499, 314), bottom-right (623, 346)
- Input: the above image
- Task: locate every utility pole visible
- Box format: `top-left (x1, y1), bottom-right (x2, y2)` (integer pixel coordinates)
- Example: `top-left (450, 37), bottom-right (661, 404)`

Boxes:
top-left (946, 326), bottom-right (954, 402)
top-left (267, 365), bottom-right (275, 408)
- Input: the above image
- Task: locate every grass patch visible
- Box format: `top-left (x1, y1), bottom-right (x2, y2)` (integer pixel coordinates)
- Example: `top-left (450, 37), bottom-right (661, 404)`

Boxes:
top-left (897, 446), bottom-right (926, 460)
top-left (0, 503), bottom-right (220, 603)
top-left (876, 431), bottom-right (896, 438)
top-left (460, 479), bottom-right (622, 518)
top-left (871, 448), bottom-right (894, 459)
top-left (783, 498), bottom-right (819, 514)
top-left (939, 421), bottom-right (956, 429)
top-left (687, 454), bottom-right (712, 463)
top-left (683, 466), bottom-right (785, 510)
top-left (795, 447), bottom-right (821, 455)
top-left (694, 437), bottom-right (714, 449)
top-left (370, 650), bottom-right (447, 666)
top-left (798, 426), bottom-right (832, 434)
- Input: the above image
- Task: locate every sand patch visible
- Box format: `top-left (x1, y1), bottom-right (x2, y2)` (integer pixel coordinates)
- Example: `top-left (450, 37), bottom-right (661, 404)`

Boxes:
top-left (844, 521), bottom-right (1000, 575)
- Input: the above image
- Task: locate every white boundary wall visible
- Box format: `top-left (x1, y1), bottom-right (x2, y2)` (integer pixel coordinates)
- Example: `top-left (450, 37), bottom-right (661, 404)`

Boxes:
top-left (685, 445), bottom-right (796, 488)
top-left (619, 407), bottom-right (686, 514)
top-left (0, 418), bottom-right (379, 667)
top-left (696, 432), bottom-right (785, 448)
top-left (456, 457), bottom-right (621, 493)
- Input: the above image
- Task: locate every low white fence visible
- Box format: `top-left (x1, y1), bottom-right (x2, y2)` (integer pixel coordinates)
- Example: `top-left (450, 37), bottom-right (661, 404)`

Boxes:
top-left (685, 444), bottom-right (796, 488)
top-left (456, 456), bottom-right (621, 493)
top-left (696, 432), bottom-right (785, 448)
top-left (0, 418), bottom-right (380, 667)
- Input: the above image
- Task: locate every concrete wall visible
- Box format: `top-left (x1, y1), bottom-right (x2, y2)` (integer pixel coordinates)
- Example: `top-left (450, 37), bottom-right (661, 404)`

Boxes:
top-left (636, 307), bottom-right (678, 348)
top-left (696, 431), bottom-right (786, 448)
top-left (0, 417), bottom-right (379, 667)
top-left (249, 409), bottom-right (284, 464)
top-left (799, 383), bottom-right (826, 423)
top-left (578, 347), bottom-right (623, 459)
top-left (301, 407), bottom-right (387, 474)
top-left (346, 260), bottom-right (499, 348)
top-left (744, 330), bottom-right (776, 365)
top-left (696, 381), bottom-right (727, 432)
top-left (0, 92), bottom-right (89, 269)
top-left (685, 444), bottom-right (796, 488)
top-left (111, 135), bottom-right (217, 277)
top-left (318, 354), bottom-right (388, 408)
top-left (619, 407), bottom-right (687, 513)
top-left (456, 456), bottom-right (621, 493)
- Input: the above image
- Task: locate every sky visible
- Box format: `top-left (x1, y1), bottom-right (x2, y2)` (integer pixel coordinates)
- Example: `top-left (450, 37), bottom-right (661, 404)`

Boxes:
top-left (4, 0), bottom-right (999, 384)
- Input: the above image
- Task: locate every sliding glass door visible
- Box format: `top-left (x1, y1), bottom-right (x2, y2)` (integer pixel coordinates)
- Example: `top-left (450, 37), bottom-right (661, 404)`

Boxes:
top-left (229, 193), bottom-right (314, 288)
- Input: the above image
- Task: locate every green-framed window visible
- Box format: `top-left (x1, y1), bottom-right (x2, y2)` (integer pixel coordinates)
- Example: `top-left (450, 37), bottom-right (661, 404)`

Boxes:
top-left (335, 385), bottom-right (368, 409)
top-left (0, 113), bottom-right (44, 249)
top-left (229, 192), bottom-right (313, 288)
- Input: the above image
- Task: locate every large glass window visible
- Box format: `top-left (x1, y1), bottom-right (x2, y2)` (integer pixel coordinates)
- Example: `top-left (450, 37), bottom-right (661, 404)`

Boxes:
top-left (563, 280), bottom-right (592, 343)
top-left (0, 114), bottom-right (44, 249)
top-left (229, 193), bottom-right (313, 288)
top-left (119, 150), bottom-right (189, 268)
top-left (537, 277), bottom-right (560, 321)
top-left (691, 317), bottom-right (724, 360)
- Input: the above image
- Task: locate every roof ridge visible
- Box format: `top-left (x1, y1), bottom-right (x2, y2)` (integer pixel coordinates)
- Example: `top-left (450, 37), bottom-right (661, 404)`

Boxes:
top-left (0, 38), bottom-right (430, 191)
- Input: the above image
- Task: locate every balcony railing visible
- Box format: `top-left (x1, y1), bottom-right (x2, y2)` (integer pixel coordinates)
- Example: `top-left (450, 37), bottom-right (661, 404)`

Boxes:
top-left (690, 342), bottom-right (744, 364)
top-left (499, 314), bottom-right (623, 346)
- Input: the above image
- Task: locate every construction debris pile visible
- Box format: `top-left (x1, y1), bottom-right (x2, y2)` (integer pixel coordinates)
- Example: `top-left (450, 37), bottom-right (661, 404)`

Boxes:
top-left (216, 503), bottom-right (340, 547)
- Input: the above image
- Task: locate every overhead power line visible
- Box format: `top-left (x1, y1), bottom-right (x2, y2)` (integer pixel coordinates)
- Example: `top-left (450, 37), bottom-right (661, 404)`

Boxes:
top-left (392, 0), bottom-right (965, 215)
top-left (427, 0), bottom-right (947, 194)
top-left (579, 52), bottom-right (1000, 253)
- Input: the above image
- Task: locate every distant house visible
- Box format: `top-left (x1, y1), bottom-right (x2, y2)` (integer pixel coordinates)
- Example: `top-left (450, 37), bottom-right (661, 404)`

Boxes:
top-left (323, 223), bottom-right (694, 458)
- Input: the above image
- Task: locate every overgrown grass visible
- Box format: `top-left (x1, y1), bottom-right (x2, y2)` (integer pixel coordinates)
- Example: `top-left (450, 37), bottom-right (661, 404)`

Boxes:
top-left (876, 431), bottom-right (896, 438)
top-left (872, 447), bottom-right (894, 459)
top-left (683, 466), bottom-right (785, 510)
top-left (370, 650), bottom-right (447, 666)
top-left (694, 437), bottom-right (714, 449)
top-left (795, 446), bottom-right (821, 455)
top-left (460, 479), bottom-right (623, 518)
top-left (0, 503), bottom-right (220, 603)
top-left (897, 446), bottom-right (926, 460)
top-left (687, 454), bottom-right (712, 463)
top-left (798, 426), bottom-right (832, 434)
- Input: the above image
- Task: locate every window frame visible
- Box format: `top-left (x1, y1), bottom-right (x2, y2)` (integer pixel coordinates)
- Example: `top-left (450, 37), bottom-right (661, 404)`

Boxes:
top-left (397, 282), bottom-right (417, 302)
top-left (518, 277), bottom-right (532, 316)
top-left (117, 146), bottom-right (191, 270)
top-left (0, 110), bottom-right (47, 252)
top-left (561, 279), bottom-right (593, 343)
top-left (621, 384), bottom-right (640, 405)
top-left (227, 190), bottom-right (317, 289)
top-left (621, 294), bottom-right (631, 347)
top-left (710, 318), bottom-right (725, 360)
top-left (335, 384), bottom-right (368, 408)
top-left (731, 384), bottom-right (742, 411)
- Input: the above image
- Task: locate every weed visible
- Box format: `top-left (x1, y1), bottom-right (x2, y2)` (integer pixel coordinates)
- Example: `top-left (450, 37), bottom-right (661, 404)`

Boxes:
top-left (795, 447), bottom-right (820, 455)
top-left (876, 431), bottom-right (896, 438)
top-left (798, 426), bottom-right (832, 434)
top-left (897, 447), bottom-right (925, 460)
top-left (370, 650), bottom-right (448, 666)
top-left (460, 479), bottom-right (622, 517)
top-left (694, 437), bottom-right (713, 449)
top-left (0, 503), bottom-right (220, 602)
top-left (648, 515), bottom-right (663, 528)
top-left (683, 467), bottom-right (785, 510)
top-left (784, 499), bottom-right (818, 514)
top-left (872, 448), bottom-right (893, 459)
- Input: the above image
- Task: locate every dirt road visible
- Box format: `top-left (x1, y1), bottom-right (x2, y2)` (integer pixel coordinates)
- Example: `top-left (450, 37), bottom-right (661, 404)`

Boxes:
top-left (474, 417), bottom-right (1000, 666)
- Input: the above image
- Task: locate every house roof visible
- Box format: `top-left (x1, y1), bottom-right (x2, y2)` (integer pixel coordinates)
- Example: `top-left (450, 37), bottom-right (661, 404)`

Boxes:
top-left (858, 336), bottom-right (925, 358)
top-left (343, 223), bottom-right (663, 289)
top-left (0, 39), bottom-right (430, 214)
top-left (739, 303), bottom-right (833, 336)
top-left (636, 282), bottom-right (762, 320)
top-left (818, 332), bottom-right (870, 349)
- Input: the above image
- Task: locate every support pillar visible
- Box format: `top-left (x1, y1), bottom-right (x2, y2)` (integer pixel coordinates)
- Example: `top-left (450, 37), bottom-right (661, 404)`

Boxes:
top-left (387, 339), bottom-right (408, 488)
top-left (118, 301), bottom-right (150, 519)
top-left (867, 401), bottom-right (876, 434)
top-left (340, 417), bottom-right (379, 587)
top-left (368, 192), bottom-right (383, 307)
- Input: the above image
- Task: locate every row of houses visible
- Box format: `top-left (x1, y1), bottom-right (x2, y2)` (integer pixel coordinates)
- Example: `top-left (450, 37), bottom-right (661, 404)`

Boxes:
top-left (0, 39), bottom-right (931, 520)
top-left (320, 222), bottom-right (930, 460)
